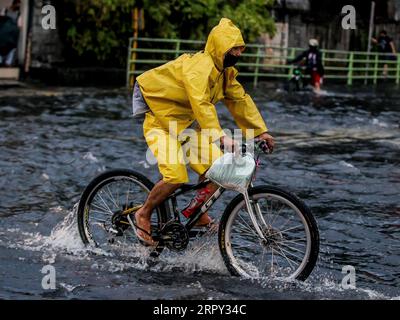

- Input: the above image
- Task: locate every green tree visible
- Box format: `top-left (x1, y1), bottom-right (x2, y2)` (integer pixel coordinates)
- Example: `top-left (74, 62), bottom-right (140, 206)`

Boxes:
top-left (59, 0), bottom-right (136, 67)
top-left (142, 0), bottom-right (275, 42)
top-left (60, 0), bottom-right (276, 67)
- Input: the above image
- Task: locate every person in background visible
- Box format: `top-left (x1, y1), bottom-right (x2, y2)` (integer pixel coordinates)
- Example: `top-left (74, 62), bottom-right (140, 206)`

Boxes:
top-left (288, 39), bottom-right (325, 92)
top-left (0, 0), bottom-right (21, 67)
top-left (371, 30), bottom-right (397, 78)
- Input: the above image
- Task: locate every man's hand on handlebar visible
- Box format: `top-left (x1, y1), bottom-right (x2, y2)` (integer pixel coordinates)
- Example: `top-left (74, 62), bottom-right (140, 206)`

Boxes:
top-left (256, 132), bottom-right (275, 153)
top-left (220, 133), bottom-right (275, 154)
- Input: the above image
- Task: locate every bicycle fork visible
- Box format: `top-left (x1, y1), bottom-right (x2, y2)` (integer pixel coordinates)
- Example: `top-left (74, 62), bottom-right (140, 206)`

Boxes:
top-left (243, 190), bottom-right (268, 240)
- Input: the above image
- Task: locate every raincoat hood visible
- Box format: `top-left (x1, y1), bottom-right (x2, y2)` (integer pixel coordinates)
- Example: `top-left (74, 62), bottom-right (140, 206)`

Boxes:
top-left (205, 18), bottom-right (245, 71)
top-left (137, 16), bottom-right (268, 154)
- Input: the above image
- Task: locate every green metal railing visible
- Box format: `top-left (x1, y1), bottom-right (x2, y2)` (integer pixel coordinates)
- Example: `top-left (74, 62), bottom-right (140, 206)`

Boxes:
top-left (127, 37), bottom-right (400, 88)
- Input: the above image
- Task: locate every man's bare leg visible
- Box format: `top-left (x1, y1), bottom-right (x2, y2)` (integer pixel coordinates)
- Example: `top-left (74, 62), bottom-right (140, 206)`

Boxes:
top-left (195, 174), bottom-right (219, 226)
top-left (135, 180), bottom-right (182, 244)
top-left (314, 81), bottom-right (321, 93)
top-left (135, 174), bottom-right (219, 243)
top-left (383, 64), bottom-right (388, 78)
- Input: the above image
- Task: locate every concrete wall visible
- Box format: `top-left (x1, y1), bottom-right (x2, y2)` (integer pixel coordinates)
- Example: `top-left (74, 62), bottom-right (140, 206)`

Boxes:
top-left (271, 0), bottom-right (400, 52)
top-left (288, 14), bottom-right (352, 51)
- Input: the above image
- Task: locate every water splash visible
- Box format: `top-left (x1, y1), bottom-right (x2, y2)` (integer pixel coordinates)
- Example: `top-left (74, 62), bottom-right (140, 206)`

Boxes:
top-left (1, 204), bottom-right (398, 299)
top-left (83, 152), bottom-right (99, 163)
top-left (42, 203), bottom-right (86, 252)
top-left (0, 203), bottom-right (227, 275)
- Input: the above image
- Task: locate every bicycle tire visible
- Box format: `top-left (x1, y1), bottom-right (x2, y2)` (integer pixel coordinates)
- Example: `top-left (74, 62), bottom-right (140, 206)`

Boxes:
top-left (218, 185), bottom-right (319, 281)
top-left (77, 169), bottom-right (168, 247)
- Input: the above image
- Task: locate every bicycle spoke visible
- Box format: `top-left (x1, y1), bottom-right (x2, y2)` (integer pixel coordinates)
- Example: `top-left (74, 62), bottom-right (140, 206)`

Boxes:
top-left (125, 182), bottom-right (132, 209)
top-left (272, 247), bottom-right (296, 270)
top-left (266, 198), bottom-right (274, 224)
top-left (115, 183), bottom-right (121, 209)
top-left (96, 192), bottom-right (114, 215)
top-left (269, 224), bottom-right (304, 238)
top-left (276, 241), bottom-right (306, 255)
top-left (270, 202), bottom-right (285, 226)
top-left (89, 209), bottom-right (111, 218)
top-left (276, 238), bottom-right (307, 247)
top-left (231, 238), bottom-right (258, 250)
top-left (274, 212), bottom-right (296, 233)
top-left (90, 216), bottom-right (107, 223)
top-left (252, 200), bottom-right (269, 229)
top-left (237, 212), bottom-right (259, 238)
top-left (104, 185), bottom-right (119, 210)
top-left (235, 220), bottom-right (258, 238)
top-left (91, 200), bottom-right (111, 214)
top-left (275, 245), bottom-right (304, 263)
top-left (233, 225), bottom-right (259, 239)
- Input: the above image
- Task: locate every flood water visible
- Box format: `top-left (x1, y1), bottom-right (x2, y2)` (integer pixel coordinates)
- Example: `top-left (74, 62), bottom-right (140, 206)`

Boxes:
top-left (0, 83), bottom-right (399, 299)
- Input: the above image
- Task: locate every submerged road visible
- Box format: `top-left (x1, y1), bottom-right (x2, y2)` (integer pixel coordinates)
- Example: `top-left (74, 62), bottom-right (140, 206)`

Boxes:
top-left (0, 84), bottom-right (399, 299)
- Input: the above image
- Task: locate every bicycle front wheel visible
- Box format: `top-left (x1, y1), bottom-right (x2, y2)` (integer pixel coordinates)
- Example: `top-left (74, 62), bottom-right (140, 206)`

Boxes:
top-left (219, 186), bottom-right (319, 281)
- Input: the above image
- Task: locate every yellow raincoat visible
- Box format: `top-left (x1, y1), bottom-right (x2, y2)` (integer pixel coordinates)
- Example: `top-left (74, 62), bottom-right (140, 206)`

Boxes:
top-left (137, 18), bottom-right (268, 184)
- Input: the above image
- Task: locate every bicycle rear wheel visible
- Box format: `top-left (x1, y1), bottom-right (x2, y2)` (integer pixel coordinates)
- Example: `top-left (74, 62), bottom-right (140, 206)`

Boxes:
top-left (219, 186), bottom-right (319, 281)
top-left (77, 169), bottom-right (166, 250)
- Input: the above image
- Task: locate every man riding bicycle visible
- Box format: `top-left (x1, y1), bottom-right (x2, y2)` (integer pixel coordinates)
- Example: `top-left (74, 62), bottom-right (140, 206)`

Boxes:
top-left (132, 18), bottom-right (275, 245)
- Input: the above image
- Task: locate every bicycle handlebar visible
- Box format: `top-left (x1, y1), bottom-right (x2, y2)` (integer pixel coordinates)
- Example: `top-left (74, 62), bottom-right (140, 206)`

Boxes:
top-left (255, 140), bottom-right (271, 154)
top-left (241, 140), bottom-right (271, 156)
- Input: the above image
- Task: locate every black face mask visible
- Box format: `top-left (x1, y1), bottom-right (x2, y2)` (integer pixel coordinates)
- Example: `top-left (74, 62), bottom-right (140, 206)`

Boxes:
top-left (223, 53), bottom-right (239, 68)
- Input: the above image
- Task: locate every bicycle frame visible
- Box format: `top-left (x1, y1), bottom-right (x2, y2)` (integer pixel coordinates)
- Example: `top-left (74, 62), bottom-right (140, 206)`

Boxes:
top-left (147, 143), bottom-right (271, 259)
top-left (163, 179), bottom-right (225, 232)
top-left (163, 174), bottom-right (267, 240)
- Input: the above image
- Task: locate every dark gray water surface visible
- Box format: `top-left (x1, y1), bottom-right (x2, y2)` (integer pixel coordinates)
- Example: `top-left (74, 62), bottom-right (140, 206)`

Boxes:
top-left (0, 84), bottom-right (399, 299)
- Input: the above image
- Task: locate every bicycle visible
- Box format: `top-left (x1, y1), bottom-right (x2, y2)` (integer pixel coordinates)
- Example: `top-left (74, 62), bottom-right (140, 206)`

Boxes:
top-left (286, 65), bottom-right (305, 93)
top-left (77, 141), bottom-right (319, 281)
